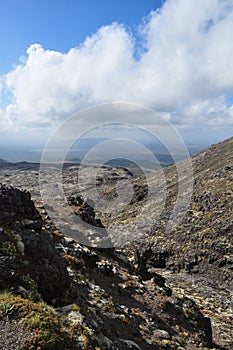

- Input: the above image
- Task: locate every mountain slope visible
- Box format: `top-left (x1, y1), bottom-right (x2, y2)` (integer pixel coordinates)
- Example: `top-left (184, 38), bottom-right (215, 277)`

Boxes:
top-left (100, 137), bottom-right (233, 349)
top-left (0, 184), bottom-right (213, 349)
top-left (101, 137), bottom-right (233, 287)
top-left (0, 137), bottom-right (232, 349)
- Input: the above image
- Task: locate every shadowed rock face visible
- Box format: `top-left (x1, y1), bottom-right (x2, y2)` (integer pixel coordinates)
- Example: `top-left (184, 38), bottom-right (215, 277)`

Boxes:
top-left (0, 185), bottom-right (41, 227)
top-left (20, 229), bottom-right (71, 304)
top-left (0, 184), bottom-right (71, 305)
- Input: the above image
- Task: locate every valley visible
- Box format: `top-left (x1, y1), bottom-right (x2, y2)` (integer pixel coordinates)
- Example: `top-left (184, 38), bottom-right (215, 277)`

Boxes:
top-left (0, 137), bottom-right (232, 349)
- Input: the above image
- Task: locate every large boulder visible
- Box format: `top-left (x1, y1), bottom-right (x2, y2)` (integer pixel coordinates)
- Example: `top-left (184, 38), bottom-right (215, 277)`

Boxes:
top-left (0, 184), bottom-right (71, 305)
top-left (0, 184), bottom-right (41, 227)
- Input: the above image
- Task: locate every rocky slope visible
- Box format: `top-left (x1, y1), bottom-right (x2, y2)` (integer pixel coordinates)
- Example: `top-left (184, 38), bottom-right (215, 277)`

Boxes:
top-left (0, 184), bottom-right (213, 349)
top-left (101, 137), bottom-right (233, 349)
top-left (98, 137), bottom-right (233, 349)
top-left (99, 137), bottom-right (233, 289)
top-left (0, 136), bottom-right (232, 348)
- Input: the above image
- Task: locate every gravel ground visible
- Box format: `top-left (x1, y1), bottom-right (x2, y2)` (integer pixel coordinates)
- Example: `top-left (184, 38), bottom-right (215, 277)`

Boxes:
top-left (0, 316), bottom-right (32, 350)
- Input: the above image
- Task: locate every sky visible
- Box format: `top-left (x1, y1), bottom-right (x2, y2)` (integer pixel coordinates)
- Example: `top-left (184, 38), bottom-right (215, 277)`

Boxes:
top-left (0, 0), bottom-right (233, 160)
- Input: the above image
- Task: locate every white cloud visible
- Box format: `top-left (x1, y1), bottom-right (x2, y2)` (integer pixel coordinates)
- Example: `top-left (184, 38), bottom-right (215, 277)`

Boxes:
top-left (0, 0), bottom-right (233, 139)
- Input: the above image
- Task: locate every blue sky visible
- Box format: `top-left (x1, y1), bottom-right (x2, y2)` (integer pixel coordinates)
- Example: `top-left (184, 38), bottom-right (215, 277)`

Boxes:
top-left (0, 0), bottom-right (233, 161)
top-left (0, 0), bottom-right (162, 75)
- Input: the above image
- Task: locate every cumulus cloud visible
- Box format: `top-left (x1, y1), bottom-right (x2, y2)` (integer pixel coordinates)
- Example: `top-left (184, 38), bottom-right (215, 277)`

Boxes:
top-left (1, 0), bottom-right (233, 138)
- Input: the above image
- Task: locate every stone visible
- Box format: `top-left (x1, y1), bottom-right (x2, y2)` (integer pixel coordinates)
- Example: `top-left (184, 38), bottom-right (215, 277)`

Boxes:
top-left (67, 310), bottom-right (84, 324)
top-left (114, 339), bottom-right (141, 350)
top-left (153, 329), bottom-right (171, 339)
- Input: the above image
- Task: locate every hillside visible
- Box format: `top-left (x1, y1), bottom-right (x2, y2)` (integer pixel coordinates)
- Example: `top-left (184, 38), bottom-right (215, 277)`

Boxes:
top-left (0, 184), bottom-right (213, 350)
top-left (99, 137), bottom-right (233, 349)
top-left (99, 137), bottom-right (233, 287)
top-left (0, 137), bottom-right (232, 348)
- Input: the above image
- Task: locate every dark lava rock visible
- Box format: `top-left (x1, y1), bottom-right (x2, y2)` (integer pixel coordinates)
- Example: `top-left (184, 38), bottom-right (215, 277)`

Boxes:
top-left (135, 246), bottom-right (170, 280)
top-left (0, 184), bottom-right (41, 227)
top-left (0, 184), bottom-right (71, 305)
top-left (0, 255), bottom-right (22, 290)
top-left (114, 339), bottom-right (141, 350)
top-left (20, 229), bottom-right (71, 304)
top-left (68, 195), bottom-right (105, 229)
top-left (67, 194), bottom-right (113, 247)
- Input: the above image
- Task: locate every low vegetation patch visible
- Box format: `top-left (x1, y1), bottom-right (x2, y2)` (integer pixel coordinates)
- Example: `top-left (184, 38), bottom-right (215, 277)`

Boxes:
top-left (0, 292), bottom-right (94, 350)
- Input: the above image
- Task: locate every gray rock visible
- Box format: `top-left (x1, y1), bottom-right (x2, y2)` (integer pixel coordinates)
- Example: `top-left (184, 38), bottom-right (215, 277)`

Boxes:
top-left (97, 335), bottom-right (113, 350)
top-left (153, 329), bottom-right (171, 339)
top-left (68, 310), bottom-right (84, 324)
top-left (114, 339), bottom-right (141, 350)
